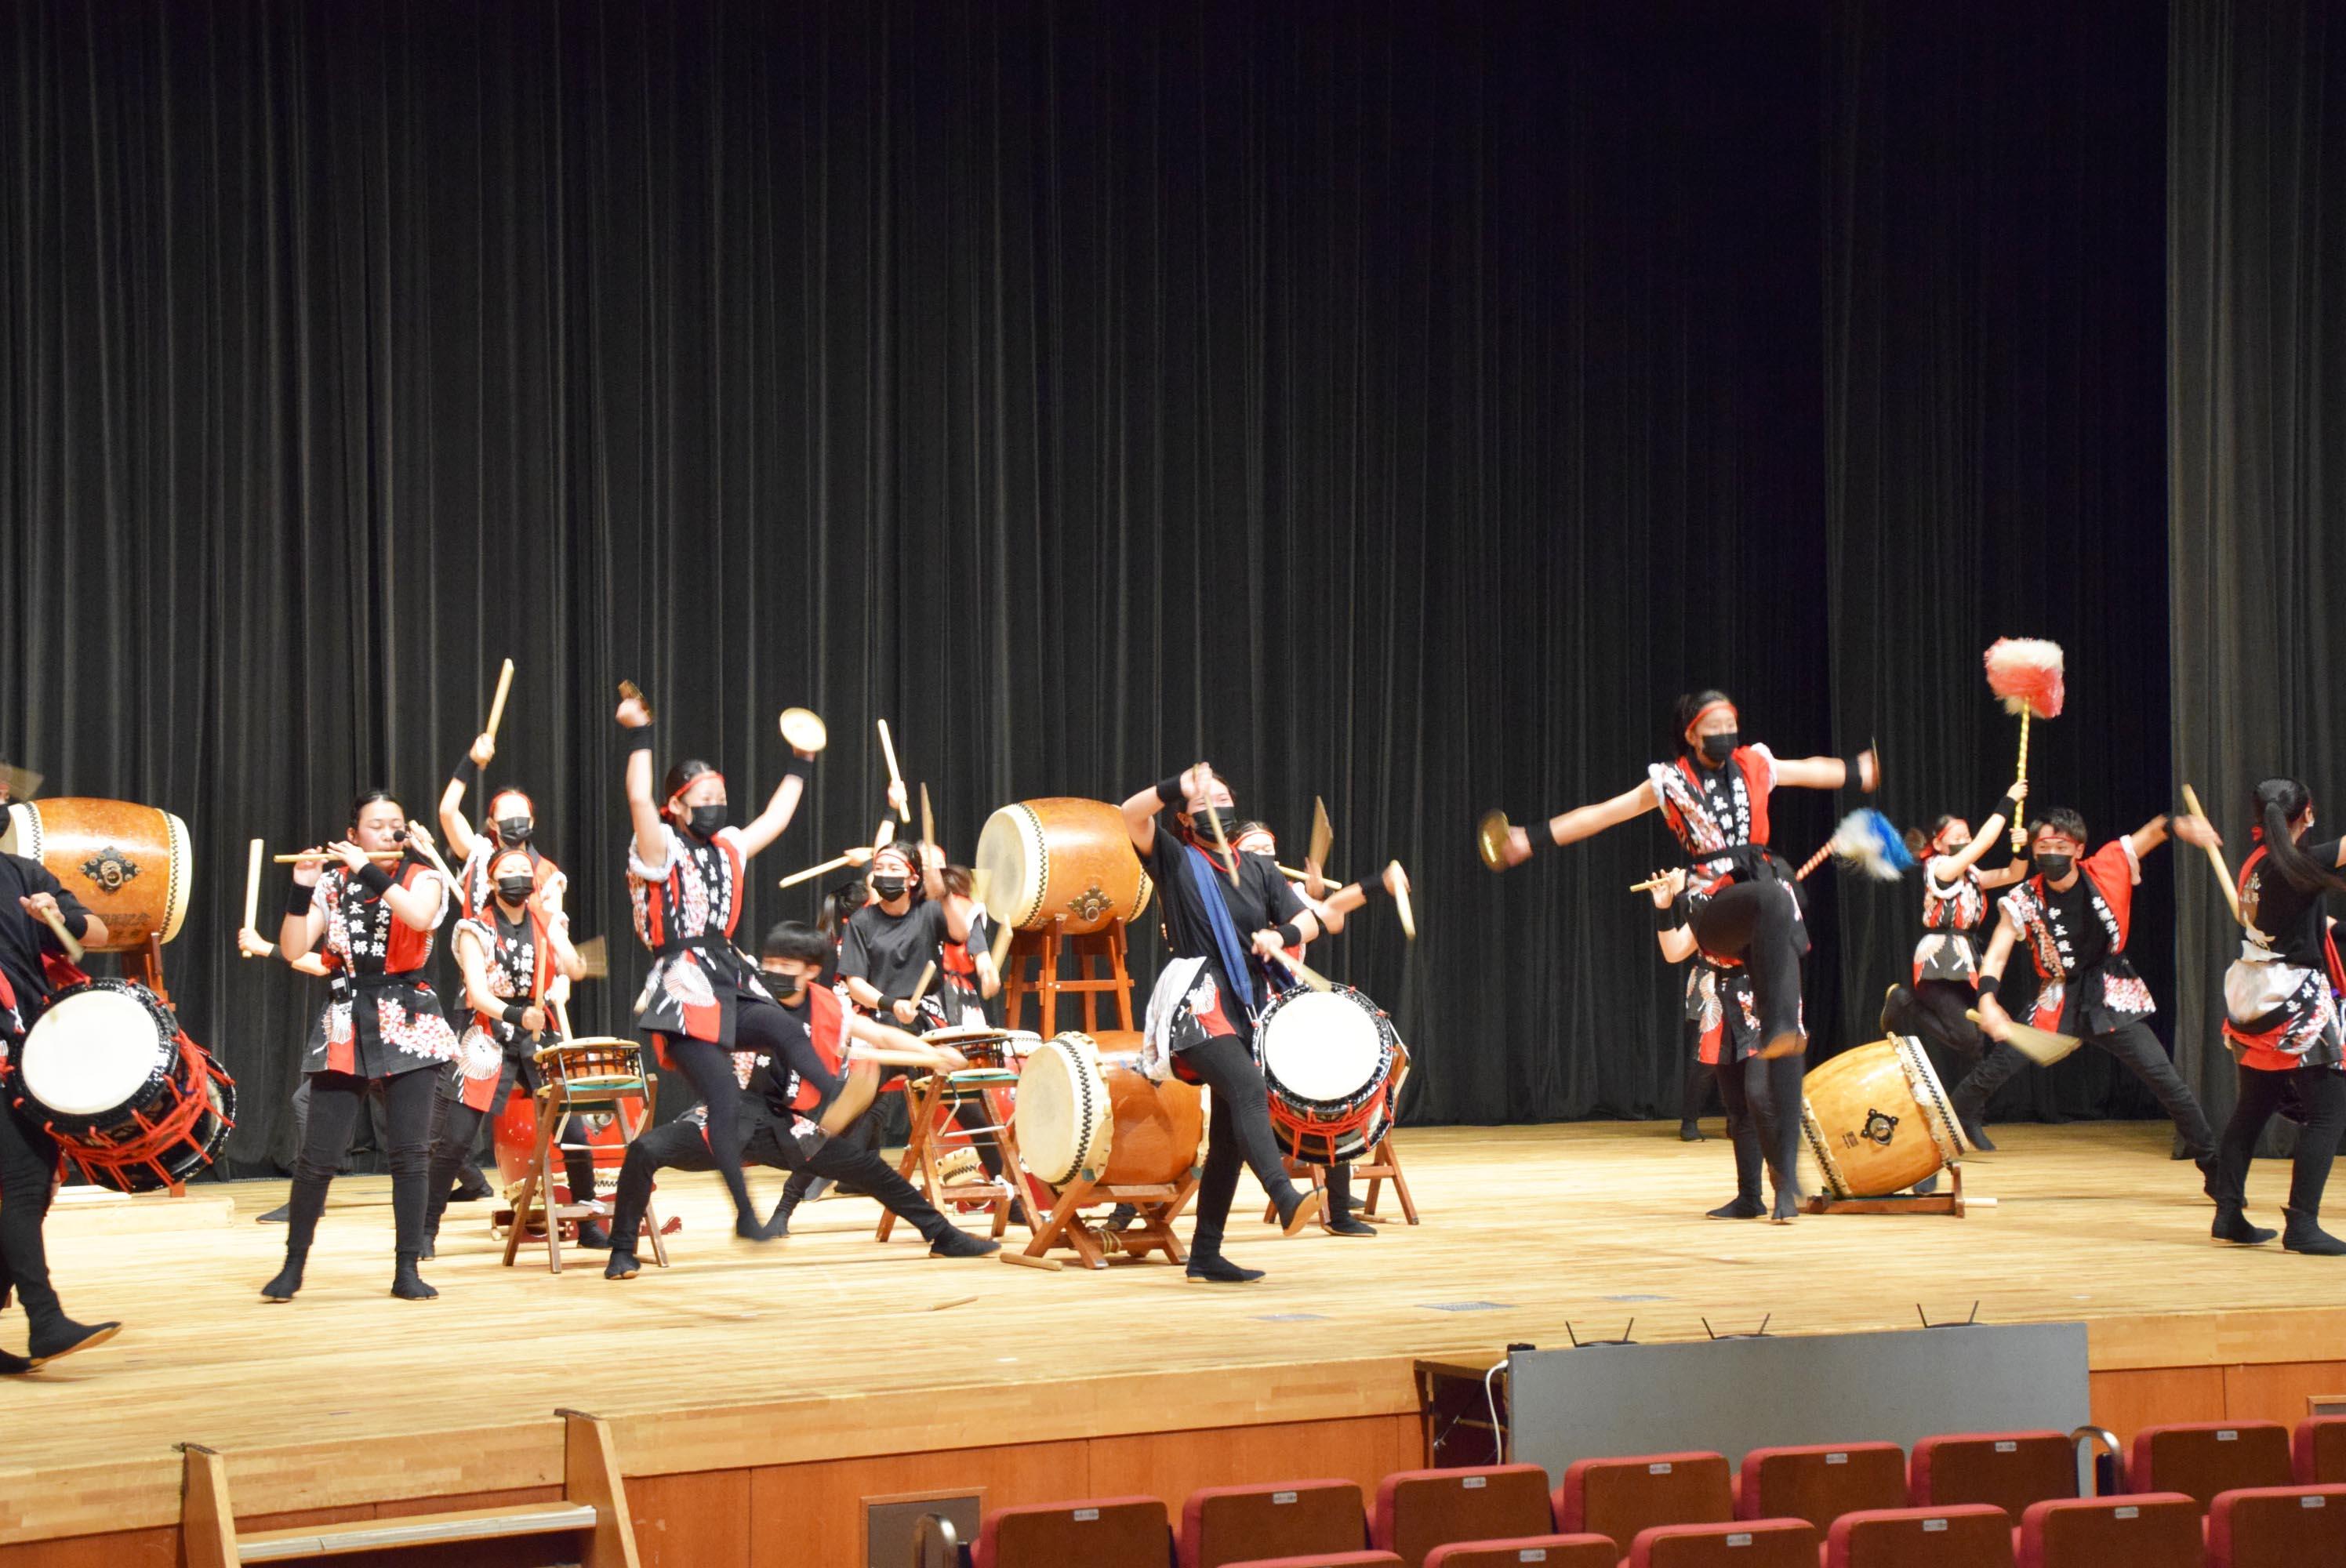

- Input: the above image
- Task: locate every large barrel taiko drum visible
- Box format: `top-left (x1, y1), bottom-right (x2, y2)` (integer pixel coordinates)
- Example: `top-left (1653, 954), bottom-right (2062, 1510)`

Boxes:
top-left (2, 798), bottom-right (193, 950)
top-left (975, 798), bottom-right (1152, 935)
top-left (1799, 1036), bottom-right (1970, 1199)
top-left (1014, 1032), bottom-right (1201, 1189)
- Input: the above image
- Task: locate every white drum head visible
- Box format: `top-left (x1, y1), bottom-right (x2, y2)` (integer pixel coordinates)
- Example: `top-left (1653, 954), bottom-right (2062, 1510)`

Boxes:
top-left (1262, 990), bottom-right (1385, 1103)
top-left (974, 804), bottom-right (1044, 928)
top-left (21, 988), bottom-right (171, 1115)
top-left (1011, 1036), bottom-right (1112, 1187)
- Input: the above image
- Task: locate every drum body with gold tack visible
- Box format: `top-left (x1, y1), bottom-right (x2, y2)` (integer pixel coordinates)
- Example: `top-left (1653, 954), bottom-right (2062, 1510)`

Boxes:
top-left (975, 799), bottom-right (1153, 935)
top-left (3, 798), bottom-right (193, 950)
top-left (1799, 1036), bottom-right (1969, 1198)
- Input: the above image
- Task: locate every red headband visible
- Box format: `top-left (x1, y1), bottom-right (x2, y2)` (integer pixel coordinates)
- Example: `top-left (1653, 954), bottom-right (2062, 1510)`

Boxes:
top-left (1684, 699), bottom-right (1738, 742)
top-left (667, 770), bottom-right (726, 808)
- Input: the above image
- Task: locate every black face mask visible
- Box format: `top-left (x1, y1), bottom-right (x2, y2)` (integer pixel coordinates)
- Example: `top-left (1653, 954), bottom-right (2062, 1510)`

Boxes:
top-left (1188, 803), bottom-right (1239, 840)
top-left (495, 876), bottom-right (535, 906)
top-left (495, 816), bottom-right (533, 845)
top-left (2036, 851), bottom-right (2075, 881)
top-left (761, 967), bottom-right (810, 1005)
top-left (1698, 731), bottom-right (1740, 765)
top-left (685, 803), bottom-right (727, 838)
top-left (870, 876), bottom-right (909, 901)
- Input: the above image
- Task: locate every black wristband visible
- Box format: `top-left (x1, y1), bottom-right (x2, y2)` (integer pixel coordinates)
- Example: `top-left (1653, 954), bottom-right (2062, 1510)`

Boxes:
top-left (1356, 876), bottom-right (1386, 903)
top-left (58, 909), bottom-right (89, 940)
top-left (452, 753), bottom-right (478, 783)
top-left (1157, 775), bottom-right (1186, 809)
top-left (285, 883), bottom-right (316, 916)
top-left (354, 861), bottom-right (395, 898)
top-left (1275, 921), bottom-right (1303, 949)
top-left (1842, 751), bottom-right (1871, 791)
top-left (1993, 792), bottom-right (2024, 829)
top-left (1651, 898), bottom-right (1681, 931)
top-left (625, 723), bottom-right (655, 756)
top-left (783, 753), bottom-right (813, 784)
top-left (502, 1001), bottom-right (531, 1028)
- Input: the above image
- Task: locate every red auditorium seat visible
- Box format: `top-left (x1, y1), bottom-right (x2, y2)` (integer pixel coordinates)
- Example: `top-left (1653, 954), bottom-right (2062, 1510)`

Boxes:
top-left (1180, 1480), bottom-right (1365, 1568)
top-left (2293, 1415), bottom-right (2346, 1484)
top-left (2124, 1421), bottom-right (2292, 1510)
top-left (1823, 1504), bottom-right (2014, 1568)
top-left (1908, 1431), bottom-right (2075, 1515)
top-left (1218, 1554), bottom-right (1400, 1568)
top-left (971, 1495), bottom-right (1170, 1568)
top-left (1422, 1534), bottom-right (1621, 1566)
top-left (2205, 1483), bottom-right (2346, 1568)
top-left (2014, 1494), bottom-right (2202, 1568)
top-left (1371, 1465), bottom-right (1556, 1568)
top-left (1552, 1451), bottom-right (1734, 1550)
top-left (1624, 1517), bottom-right (1820, 1567)
top-left (1734, 1443), bottom-right (1906, 1527)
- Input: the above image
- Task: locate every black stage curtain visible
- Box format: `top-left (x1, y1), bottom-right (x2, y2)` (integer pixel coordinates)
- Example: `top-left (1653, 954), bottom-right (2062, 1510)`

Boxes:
top-left (0, 2), bottom-right (2176, 1169)
top-left (1819, 0), bottom-right (2174, 1123)
top-left (2168, 0), bottom-right (2346, 1131)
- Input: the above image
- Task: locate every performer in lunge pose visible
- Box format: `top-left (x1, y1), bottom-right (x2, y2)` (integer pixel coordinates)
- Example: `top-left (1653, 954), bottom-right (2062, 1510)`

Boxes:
top-left (262, 796), bottom-right (459, 1303)
top-left (1879, 786), bottom-right (2030, 1147)
top-left (617, 689), bottom-right (841, 1241)
top-left (0, 828), bottom-right (117, 1371)
top-left (1122, 764), bottom-right (1324, 1283)
top-left (1969, 806), bottom-right (2222, 1181)
top-left (1647, 868), bottom-right (1769, 1219)
top-left (2207, 779), bottom-right (2346, 1254)
top-left (420, 845), bottom-right (603, 1258)
top-left (602, 922), bottom-right (999, 1278)
top-left (1490, 689), bottom-right (1879, 1218)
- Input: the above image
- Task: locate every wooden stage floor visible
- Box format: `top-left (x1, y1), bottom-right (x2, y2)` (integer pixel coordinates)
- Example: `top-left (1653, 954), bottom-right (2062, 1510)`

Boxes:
top-left (7, 1119), bottom-right (2345, 1553)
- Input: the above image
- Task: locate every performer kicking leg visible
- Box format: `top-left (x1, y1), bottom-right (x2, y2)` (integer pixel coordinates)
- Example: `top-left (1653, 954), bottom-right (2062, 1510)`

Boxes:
top-left (1879, 791), bottom-right (2031, 1148)
top-left (1650, 869), bottom-right (1768, 1218)
top-left (0, 840), bottom-right (117, 1370)
top-left (2210, 779), bottom-right (2346, 1254)
top-left (1973, 806), bottom-right (2222, 1184)
top-left (1123, 765), bottom-right (1324, 1283)
top-left (263, 794), bottom-right (461, 1302)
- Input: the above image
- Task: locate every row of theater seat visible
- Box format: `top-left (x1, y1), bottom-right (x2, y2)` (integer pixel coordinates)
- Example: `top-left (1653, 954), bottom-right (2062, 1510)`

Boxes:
top-left (947, 1416), bottom-right (2346, 1568)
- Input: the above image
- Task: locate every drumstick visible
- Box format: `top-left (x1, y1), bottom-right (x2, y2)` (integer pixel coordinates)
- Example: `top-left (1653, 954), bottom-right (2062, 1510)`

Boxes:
top-left (552, 996), bottom-right (576, 1042)
top-left (401, 829), bottom-right (462, 891)
top-left (1963, 1008), bottom-right (2084, 1067)
top-left (845, 1043), bottom-right (961, 1069)
top-left (274, 850), bottom-right (404, 863)
top-left (1276, 863), bottom-right (1346, 885)
top-left (909, 960), bottom-right (938, 1009)
top-left (990, 906), bottom-right (1018, 972)
top-left (484, 657), bottom-right (516, 742)
top-left (1197, 773), bottom-right (1240, 889)
top-left (34, 902), bottom-right (82, 964)
top-left (877, 720), bottom-right (910, 821)
top-left (998, 1250), bottom-right (1062, 1272)
top-left (1263, 942), bottom-right (1334, 993)
top-left (2180, 784), bottom-right (2244, 927)
top-left (920, 782), bottom-right (935, 851)
top-left (242, 838), bottom-right (264, 956)
top-left (779, 851), bottom-right (857, 890)
top-left (1389, 860), bottom-right (1416, 940)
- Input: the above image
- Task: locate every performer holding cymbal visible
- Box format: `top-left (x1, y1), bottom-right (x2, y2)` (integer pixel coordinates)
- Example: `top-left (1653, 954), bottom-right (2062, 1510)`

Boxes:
top-left (615, 688), bottom-right (837, 1241)
top-left (1123, 764), bottom-right (1324, 1283)
top-left (1487, 689), bottom-right (1879, 1220)
top-left (0, 775), bottom-right (117, 1373)
top-left (262, 793), bottom-right (459, 1303)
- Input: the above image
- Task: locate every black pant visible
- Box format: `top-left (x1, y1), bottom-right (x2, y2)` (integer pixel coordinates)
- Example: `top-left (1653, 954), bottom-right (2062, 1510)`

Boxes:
top-left (1953, 1017), bottom-right (2217, 1158)
top-left (1688, 882), bottom-right (1806, 1048)
top-left (422, 1088), bottom-right (597, 1240)
top-left (2215, 1064), bottom-right (2346, 1218)
top-left (659, 1000), bottom-right (847, 1225)
top-left (0, 1101), bottom-right (65, 1334)
top-left (283, 1068), bottom-right (439, 1265)
top-left (1678, 1018), bottom-right (1718, 1127)
top-left (607, 1108), bottom-right (957, 1251)
top-left (1888, 979), bottom-right (1989, 1062)
top-left (1183, 1033), bottom-right (1302, 1254)
top-left (1713, 1056), bottom-right (1767, 1207)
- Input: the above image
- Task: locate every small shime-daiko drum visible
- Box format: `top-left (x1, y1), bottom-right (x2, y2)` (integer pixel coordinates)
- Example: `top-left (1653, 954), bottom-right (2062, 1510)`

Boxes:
top-left (9, 979), bottom-right (235, 1191)
top-left (2, 797), bottom-right (194, 951)
top-left (1013, 1031), bottom-right (1201, 1189)
top-left (1799, 1036), bottom-right (1970, 1199)
top-left (491, 1038), bottom-right (649, 1205)
top-left (1258, 984), bottom-right (1400, 1165)
top-left (919, 1024), bottom-right (1041, 1073)
top-left (975, 798), bottom-right (1153, 935)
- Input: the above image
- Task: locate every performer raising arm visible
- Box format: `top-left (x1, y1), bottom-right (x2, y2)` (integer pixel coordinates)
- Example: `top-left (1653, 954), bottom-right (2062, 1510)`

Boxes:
top-left (1969, 805), bottom-right (2221, 1184)
top-left (439, 730), bottom-right (561, 920)
top-left (1123, 764), bottom-right (1324, 1283)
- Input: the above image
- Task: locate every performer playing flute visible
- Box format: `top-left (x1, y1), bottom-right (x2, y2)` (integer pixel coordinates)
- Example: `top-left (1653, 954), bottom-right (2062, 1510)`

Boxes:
top-left (0, 810), bottom-right (117, 1371)
top-left (1647, 867), bottom-right (1770, 1219)
top-left (1493, 690), bottom-right (1879, 1218)
top-left (1968, 805), bottom-right (2221, 1183)
top-left (2206, 779), bottom-right (2346, 1254)
top-left (1878, 785), bottom-right (2031, 1147)
top-left (1123, 764), bottom-right (1324, 1283)
top-left (616, 691), bottom-right (836, 1240)
top-left (420, 846), bottom-right (603, 1258)
top-left (263, 794), bottom-right (459, 1303)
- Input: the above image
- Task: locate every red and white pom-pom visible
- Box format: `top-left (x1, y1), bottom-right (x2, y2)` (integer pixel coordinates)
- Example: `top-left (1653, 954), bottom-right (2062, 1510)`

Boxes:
top-left (1983, 637), bottom-right (2065, 720)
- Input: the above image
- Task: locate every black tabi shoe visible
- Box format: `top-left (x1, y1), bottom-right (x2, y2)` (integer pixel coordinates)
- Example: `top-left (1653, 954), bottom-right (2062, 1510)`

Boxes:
top-left (257, 1203), bottom-right (290, 1224)
top-left (390, 1258), bottom-right (439, 1301)
top-left (2197, 1155), bottom-right (2223, 1203)
top-left (260, 1255), bottom-right (307, 1303)
top-left (1911, 1174), bottom-right (1939, 1196)
top-left (735, 1212), bottom-right (779, 1243)
top-left (2283, 1207), bottom-right (2346, 1256)
top-left (0, 1345), bottom-right (31, 1376)
top-left (1958, 1115), bottom-right (1996, 1153)
top-left (929, 1228), bottom-right (1000, 1258)
top-left (1102, 1203), bottom-right (1138, 1231)
top-left (1185, 1251), bottom-right (1266, 1284)
top-left (1770, 1187), bottom-right (1803, 1224)
top-left (2213, 1207), bottom-right (2276, 1246)
top-left (573, 1220), bottom-right (612, 1251)
top-left (1326, 1210), bottom-right (1378, 1237)
top-left (1879, 984), bottom-right (1902, 1036)
top-left (1678, 1122), bottom-right (1705, 1143)
top-left (447, 1179), bottom-right (492, 1204)
top-left (1708, 1197), bottom-right (1766, 1220)
top-left (604, 1251), bottom-right (641, 1280)
top-left (27, 1319), bottom-right (122, 1367)
top-left (418, 1230), bottom-right (438, 1262)
top-left (1275, 1189), bottom-right (1325, 1238)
